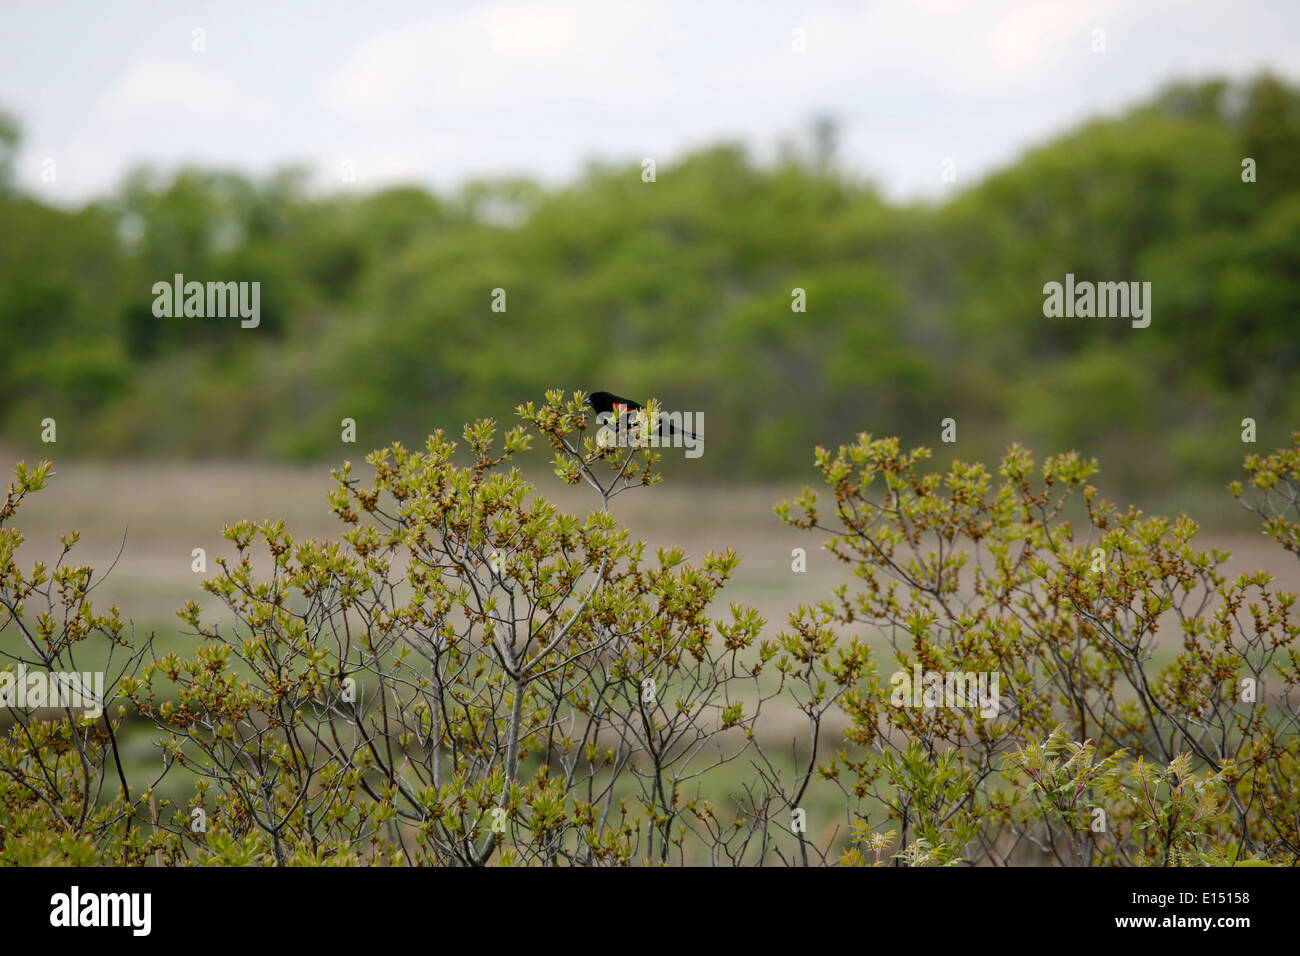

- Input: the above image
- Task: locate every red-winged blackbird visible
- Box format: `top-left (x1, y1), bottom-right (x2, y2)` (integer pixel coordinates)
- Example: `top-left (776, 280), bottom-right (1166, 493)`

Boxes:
top-left (586, 390), bottom-right (701, 443)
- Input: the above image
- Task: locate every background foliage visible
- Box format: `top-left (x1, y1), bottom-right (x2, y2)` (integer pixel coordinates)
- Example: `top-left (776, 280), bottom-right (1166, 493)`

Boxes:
top-left (2, 75), bottom-right (1297, 498)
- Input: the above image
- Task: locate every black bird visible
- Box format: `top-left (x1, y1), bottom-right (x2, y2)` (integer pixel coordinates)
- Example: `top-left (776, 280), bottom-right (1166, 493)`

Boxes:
top-left (586, 391), bottom-right (644, 416)
top-left (585, 391), bottom-right (701, 443)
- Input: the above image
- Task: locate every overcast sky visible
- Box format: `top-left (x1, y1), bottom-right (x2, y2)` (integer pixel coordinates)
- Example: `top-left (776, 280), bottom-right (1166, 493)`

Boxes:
top-left (3, 0), bottom-right (1298, 205)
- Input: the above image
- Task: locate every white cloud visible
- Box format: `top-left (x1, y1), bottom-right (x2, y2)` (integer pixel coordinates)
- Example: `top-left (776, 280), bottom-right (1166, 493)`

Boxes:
top-left (987, 0), bottom-right (1113, 72)
top-left (908, 0), bottom-right (972, 10)
top-left (321, 0), bottom-right (674, 116)
top-left (107, 58), bottom-right (241, 118)
top-left (483, 4), bottom-right (578, 58)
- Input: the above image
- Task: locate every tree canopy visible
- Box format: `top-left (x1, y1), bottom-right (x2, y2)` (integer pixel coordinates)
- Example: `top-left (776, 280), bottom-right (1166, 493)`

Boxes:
top-left (1, 75), bottom-right (1296, 495)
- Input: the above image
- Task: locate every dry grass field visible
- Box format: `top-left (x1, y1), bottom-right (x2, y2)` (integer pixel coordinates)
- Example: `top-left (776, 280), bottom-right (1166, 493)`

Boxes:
top-left (7, 454), bottom-right (1294, 630)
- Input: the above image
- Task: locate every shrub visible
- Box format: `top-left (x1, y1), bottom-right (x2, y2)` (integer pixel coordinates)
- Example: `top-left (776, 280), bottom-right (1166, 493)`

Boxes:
top-left (125, 392), bottom-right (810, 865)
top-left (779, 435), bottom-right (1298, 865)
top-left (1, 400), bottom-right (1297, 865)
top-left (0, 461), bottom-right (153, 864)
